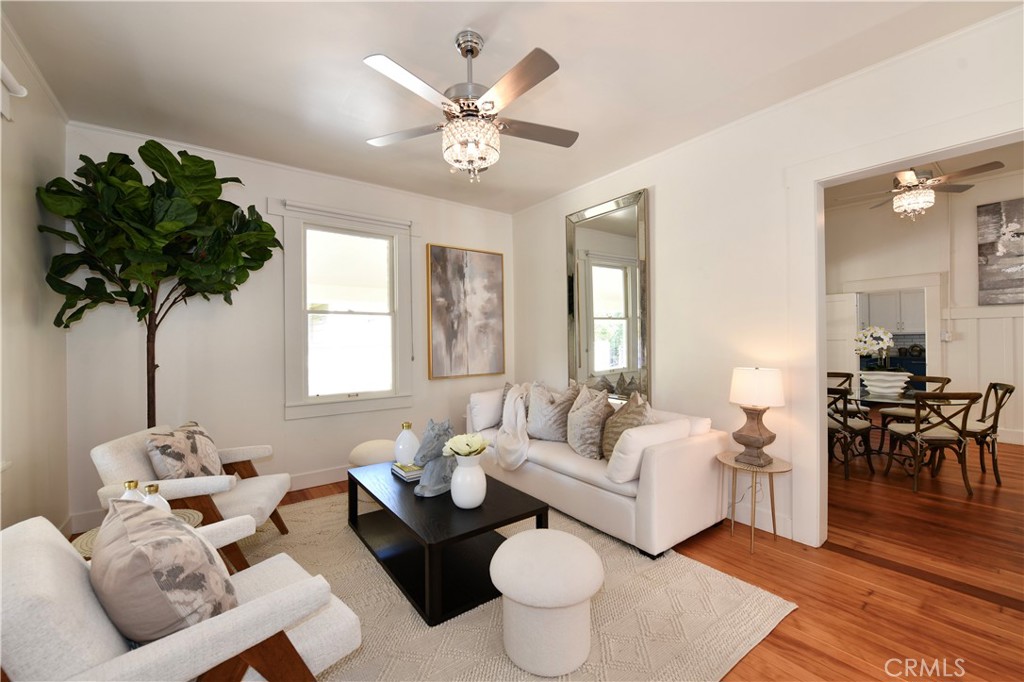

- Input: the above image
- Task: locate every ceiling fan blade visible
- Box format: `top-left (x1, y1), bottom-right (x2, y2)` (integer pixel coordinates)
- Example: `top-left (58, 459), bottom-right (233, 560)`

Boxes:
top-left (869, 197), bottom-right (894, 210)
top-left (364, 54), bottom-right (457, 113)
top-left (498, 118), bottom-right (579, 147)
top-left (929, 161), bottom-right (1005, 185)
top-left (894, 170), bottom-right (919, 187)
top-left (476, 48), bottom-right (559, 115)
top-left (932, 183), bottom-right (973, 193)
top-left (367, 124), bottom-right (441, 147)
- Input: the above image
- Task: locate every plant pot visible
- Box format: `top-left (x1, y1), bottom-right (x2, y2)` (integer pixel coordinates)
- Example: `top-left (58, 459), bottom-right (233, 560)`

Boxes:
top-left (450, 453), bottom-right (486, 509)
top-left (860, 371), bottom-right (911, 397)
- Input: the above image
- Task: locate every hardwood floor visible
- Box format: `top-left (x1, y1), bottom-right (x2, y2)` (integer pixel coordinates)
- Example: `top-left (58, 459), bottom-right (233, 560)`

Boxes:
top-left (679, 434), bottom-right (1023, 681)
top-left (287, 439), bottom-right (1022, 681)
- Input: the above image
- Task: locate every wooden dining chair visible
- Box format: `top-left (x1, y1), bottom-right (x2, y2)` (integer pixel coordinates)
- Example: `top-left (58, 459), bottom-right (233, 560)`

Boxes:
top-left (828, 372), bottom-right (869, 422)
top-left (877, 375), bottom-right (951, 452)
top-left (964, 382), bottom-right (1015, 486)
top-left (827, 387), bottom-right (874, 479)
top-left (883, 391), bottom-right (981, 495)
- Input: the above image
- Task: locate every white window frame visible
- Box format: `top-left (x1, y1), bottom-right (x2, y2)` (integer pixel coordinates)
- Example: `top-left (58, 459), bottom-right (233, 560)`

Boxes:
top-left (271, 199), bottom-right (413, 419)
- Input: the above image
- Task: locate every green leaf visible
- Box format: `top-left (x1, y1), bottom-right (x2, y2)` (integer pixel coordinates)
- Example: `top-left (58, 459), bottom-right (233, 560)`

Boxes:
top-left (37, 224), bottom-right (83, 245)
top-left (37, 183), bottom-right (90, 217)
top-left (44, 272), bottom-right (84, 297)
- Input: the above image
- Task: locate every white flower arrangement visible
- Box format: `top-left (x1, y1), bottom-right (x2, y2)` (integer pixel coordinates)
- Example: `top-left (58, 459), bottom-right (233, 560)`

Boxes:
top-left (853, 326), bottom-right (895, 358)
top-left (443, 432), bottom-right (488, 457)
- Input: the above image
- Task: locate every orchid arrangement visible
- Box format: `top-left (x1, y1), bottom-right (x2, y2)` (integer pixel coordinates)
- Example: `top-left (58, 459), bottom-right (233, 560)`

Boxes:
top-left (443, 433), bottom-right (488, 457)
top-left (853, 326), bottom-right (895, 358)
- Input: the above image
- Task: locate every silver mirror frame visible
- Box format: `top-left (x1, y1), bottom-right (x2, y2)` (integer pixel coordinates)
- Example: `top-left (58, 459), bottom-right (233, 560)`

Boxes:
top-left (566, 188), bottom-right (649, 399)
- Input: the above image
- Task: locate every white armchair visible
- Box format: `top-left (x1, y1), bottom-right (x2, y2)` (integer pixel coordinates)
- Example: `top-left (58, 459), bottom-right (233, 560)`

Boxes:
top-left (91, 427), bottom-right (291, 571)
top-left (0, 515), bottom-right (361, 681)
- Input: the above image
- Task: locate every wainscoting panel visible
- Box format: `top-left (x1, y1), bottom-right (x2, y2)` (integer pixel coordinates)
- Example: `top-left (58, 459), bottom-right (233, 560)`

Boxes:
top-left (946, 308), bottom-right (1023, 444)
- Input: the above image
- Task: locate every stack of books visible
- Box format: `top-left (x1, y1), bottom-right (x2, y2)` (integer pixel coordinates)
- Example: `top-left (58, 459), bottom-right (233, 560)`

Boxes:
top-left (391, 462), bottom-right (423, 482)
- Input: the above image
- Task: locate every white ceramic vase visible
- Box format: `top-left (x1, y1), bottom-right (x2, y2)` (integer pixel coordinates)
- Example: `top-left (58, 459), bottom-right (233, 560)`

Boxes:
top-left (450, 453), bottom-right (486, 509)
top-left (394, 421), bottom-right (420, 466)
top-left (860, 371), bottom-right (911, 397)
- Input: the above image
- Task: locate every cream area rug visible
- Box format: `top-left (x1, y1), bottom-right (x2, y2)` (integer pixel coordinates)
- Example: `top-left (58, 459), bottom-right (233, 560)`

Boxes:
top-left (238, 495), bottom-right (796, 681)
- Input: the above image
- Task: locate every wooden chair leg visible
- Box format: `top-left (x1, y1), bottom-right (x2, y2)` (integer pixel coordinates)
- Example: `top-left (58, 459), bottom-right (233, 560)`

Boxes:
top-left (990, 438), bottom-right (1002, 486)
top-left (956, 445), bottom-right (974, 496)
top-left (978, 437), bottom-right (988, 472)
top-left (270, 508), bottom-right (289, 535)
top-left (220, 541), bottom-right (251, 572)
top-left (199, 631), bottom-right (314, 682)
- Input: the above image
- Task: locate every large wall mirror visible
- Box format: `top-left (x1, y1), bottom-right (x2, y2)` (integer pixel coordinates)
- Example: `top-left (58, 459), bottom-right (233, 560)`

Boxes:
top-left (566, 189), bottom-right (649, 399)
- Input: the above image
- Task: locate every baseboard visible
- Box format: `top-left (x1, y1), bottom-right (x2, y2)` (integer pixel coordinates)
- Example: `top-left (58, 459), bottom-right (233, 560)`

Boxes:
top-left (58, 515), bottom-right (73, 538)
top-left (71, 508), bottom-right (108, 534)
top-left (289, 465), bottom-right (349, 491)
top-left (999, 429), bottom-right (1022, 445)
top-left (720, 484), bottom-right (794, 540)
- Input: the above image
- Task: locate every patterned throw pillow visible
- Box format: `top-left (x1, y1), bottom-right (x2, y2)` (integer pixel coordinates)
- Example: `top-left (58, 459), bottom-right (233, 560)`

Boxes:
top-left (567, 386), bottom-right (614, 459)
top-left (146, 421), bottom-right (223, 479)
top-left (90, 500), bottom-right (237, 643)
top-left (526, 382), bottom-right (580, 442)
top-left (601, 391), bottom-right (653, 457)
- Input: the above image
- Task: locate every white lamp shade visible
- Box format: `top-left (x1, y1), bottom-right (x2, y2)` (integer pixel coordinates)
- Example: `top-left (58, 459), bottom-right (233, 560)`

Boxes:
top-left (729, 367), bottom-right (785, 407)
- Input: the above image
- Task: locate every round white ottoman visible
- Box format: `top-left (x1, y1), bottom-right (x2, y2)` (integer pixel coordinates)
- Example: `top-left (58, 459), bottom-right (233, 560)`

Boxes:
top-left (489, 529), bottom-right (604, 677)
top-left (349, 439), bottom-right (395, 504)
top-left (348, 439), bottom-right (396, 467)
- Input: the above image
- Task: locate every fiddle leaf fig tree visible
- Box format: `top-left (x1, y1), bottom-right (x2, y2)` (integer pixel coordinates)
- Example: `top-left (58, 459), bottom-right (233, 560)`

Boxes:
top-left (37, 139), bottom-right (281, 427)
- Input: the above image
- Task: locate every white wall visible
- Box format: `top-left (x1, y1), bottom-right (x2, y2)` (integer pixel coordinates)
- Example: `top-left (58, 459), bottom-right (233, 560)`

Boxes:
top-left (64, 124), bottom-right (513, 531)
top-left (513, 9), bottom-right (1023, 546)
top-left (826, 171), bottom-right (1024, 443)
top-left (1, 21), bottom-right (70, 531)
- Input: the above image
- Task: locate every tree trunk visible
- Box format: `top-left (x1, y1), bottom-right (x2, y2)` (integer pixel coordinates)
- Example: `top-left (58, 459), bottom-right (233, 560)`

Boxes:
top-left (147, 312), bottom-right (158, 428)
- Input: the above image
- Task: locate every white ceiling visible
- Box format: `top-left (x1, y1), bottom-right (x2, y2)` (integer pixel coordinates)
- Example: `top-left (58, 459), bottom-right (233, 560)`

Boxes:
top-left (3, 1), bottom-right (1017, 214)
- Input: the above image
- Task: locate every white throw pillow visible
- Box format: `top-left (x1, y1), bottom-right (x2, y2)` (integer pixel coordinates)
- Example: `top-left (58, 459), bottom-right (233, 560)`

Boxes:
top-left (605, 418), bottom-right (692, 483)
top-left (469, 388), bottom-right (504, 431)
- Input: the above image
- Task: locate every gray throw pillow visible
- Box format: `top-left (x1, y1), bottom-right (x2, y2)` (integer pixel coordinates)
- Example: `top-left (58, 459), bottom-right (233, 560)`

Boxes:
top-left (601, 391), bottom-right (653, 457)
top-left (527, 382), bottom-right (580, 442)
top-left (90, 500), bottom-right (237, 643)
top-left (567, 386), bottom-right (613, 459)
top-left (146, 421), bottom-right (223, 479)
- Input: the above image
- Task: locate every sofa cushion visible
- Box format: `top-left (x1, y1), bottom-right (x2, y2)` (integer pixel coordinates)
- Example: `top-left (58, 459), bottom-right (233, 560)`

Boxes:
top-left (526, 440), bottom-right (638, 497)
top-left (527, 382), bottom-right (579, 442)
top-left (606, 419), bottom-right (692, 483)
top-left (146, 421), bottom-right (223, 479)
top-left (469, 388), bottom-right (504, 431)
top-left (650, 409), bottom-right (712, 435)
top-left (89, 500), bottom-right (237, 643)
top-left (567, 386), bottom-right (613, 459)
top-left (601, 391), bottom-right (653, 457)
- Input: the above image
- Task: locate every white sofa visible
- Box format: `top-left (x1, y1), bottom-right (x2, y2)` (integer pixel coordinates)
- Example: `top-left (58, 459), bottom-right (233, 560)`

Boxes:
top-left (467, 395), bottom-right (729, 557)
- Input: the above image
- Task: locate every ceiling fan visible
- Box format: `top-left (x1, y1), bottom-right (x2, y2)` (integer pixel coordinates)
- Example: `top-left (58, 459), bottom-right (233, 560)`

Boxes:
top-left (868, 160), bottom-right (1005, 220)
top-left (364, 30), bottom-right (579, 182)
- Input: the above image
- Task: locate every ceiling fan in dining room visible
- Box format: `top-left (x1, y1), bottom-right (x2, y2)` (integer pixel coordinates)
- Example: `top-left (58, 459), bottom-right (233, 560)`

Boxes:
top-left (867, 160), bottom-right (1006, 221)
top-left (363, 30), bottom-right (579, 182)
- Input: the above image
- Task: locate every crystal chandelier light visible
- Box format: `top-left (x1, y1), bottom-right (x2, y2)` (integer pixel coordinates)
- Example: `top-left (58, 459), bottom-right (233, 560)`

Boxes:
top-left (441, 117), bottom-right (500, 182)
top-left (892, 187), bottom-right (935, 221)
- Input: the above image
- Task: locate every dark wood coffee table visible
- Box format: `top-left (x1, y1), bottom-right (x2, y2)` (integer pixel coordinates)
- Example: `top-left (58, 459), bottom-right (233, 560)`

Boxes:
top-left (348, 462), bottom-right (548, 626)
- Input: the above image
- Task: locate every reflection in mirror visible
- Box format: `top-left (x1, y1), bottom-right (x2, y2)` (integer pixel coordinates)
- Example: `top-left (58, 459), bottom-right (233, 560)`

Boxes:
top-left (566, 189), bottom-right (649, 399)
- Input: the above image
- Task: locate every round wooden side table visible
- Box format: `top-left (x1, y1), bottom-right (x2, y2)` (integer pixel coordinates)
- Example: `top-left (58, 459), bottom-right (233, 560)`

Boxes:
top-left (71, 508), bottom-right (204, 559)
top-left (716, 451), bottom-right (792, 553)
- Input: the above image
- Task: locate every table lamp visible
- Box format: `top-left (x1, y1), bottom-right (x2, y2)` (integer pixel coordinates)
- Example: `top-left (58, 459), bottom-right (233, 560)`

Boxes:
top-left (729, 367), bottom-right (785, 467)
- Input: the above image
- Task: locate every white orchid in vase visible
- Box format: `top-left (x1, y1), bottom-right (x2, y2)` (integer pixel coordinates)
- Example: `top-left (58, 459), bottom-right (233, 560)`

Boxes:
top-left (443, 432), bottom-right (488, 457)
top-left (853, 326), bottom-right (895, 369)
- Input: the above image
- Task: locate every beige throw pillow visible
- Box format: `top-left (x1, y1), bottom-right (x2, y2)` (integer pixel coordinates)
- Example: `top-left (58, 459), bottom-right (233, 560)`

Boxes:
top-left (526, 382), bottom-right (580, 442)
top-left (90, 500), bottom-right (237, 643)
top-left (567, 386), bottom-right (613, 459)
top-left (146, 421), bottom-right (223, 479)
top-left (601, 391), bottom-right (653, 457)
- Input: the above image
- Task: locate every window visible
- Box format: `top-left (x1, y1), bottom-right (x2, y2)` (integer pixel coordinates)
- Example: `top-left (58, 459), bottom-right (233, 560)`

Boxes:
top-left (273, 199), bottom-right (413, 419)
top-left (585, 256), bottom-right (637, 376)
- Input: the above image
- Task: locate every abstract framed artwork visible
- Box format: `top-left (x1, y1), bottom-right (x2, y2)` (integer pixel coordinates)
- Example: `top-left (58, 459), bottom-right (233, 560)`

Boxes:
top-left (977, 197), bottom-right (1023, 305)
top-left (427, 244), bottom-right (505, 379)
